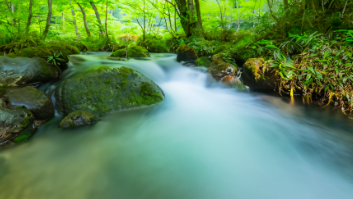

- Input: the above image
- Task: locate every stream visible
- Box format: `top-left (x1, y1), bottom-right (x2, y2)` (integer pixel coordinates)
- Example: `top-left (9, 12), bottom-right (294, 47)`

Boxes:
top-left (0, 53), bottom-right (353, 199)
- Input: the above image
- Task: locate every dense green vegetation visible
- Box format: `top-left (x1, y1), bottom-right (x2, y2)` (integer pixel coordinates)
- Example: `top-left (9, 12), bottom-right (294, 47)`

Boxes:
top-left (0, 0), bottom-right (352, 111)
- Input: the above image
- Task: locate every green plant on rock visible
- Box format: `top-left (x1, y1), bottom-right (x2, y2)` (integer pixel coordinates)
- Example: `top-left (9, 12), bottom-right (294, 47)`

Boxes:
top-left (47, 51), bottom-right (65, 67)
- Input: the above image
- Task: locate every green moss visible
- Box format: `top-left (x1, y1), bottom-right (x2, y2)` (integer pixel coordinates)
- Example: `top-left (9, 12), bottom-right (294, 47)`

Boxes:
top-left (18, 110), bottom-right (32, 128)
top-left (59, 110), bottom-right (99, 128)
top-left (96, 66), bottom-right (110, 73)
top-left (0, 84), bottom-right (8, 96)
top-left (19, 48), bottom-right (36, 57)
top-left (111, 46), bottom-right (150, 58)
top-left (57, 66), bottom-right (164, 116)
top-left (139, 82), bottom-right (164, 105)
top-left (176, 45), bottom-right (198, 62)
top-left (14, 134), bottom-right (30, 143)
top-left (195, 56), bottom-right (211, 67)
top-left (6, 53), bottom-right (17, 58)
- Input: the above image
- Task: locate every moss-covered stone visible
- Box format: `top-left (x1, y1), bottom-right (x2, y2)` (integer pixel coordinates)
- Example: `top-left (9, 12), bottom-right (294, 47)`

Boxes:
top-left (220, 76), bottom-right (246, 89)
top-left (6, 86), bottom-right (54, 120)
top-left (207, 54), bottom-right (237, 81)
top-left (55, 66), bottom-right (164, 116)
top-left (176, 45), bottom-right (198, 62)
top-left (195, 56), bottom-right (211, 67)
top-left (0, 56), bottom-right (59, 86)
top-left (111, 46), bottom-right (150, 58)
top-left (0, 106), bottom-right (34, 143)
top-left (59, 110), bottom-right (99, 128)
top-left (242, 58), bottom-right (277, 90)
top-left (13, 134), bottom-right (30, 143)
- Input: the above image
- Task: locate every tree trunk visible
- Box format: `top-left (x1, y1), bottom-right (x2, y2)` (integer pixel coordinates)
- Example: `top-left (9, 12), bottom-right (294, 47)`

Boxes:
top-left (105, 0), bottom-right (108, 37)
top-left (5, 0), bottom-right (16, 28)
top-left (25, 0), bottom-right (33, 33)
top-left (62, 13), bottom-right (65, 31)
top-left (266, 0), bottom-right (279, 24)
top-left (42, 0), bottom-right (52, 40)
top-left (175, 0), bottom-right (191, 37)
top-left (174, 7), bottom-right (177, 32)
top-left (283, 0), bottom-right (289, 10)
top-left (70, 0), bottom-right (80, 37)
top-left (194, 0), bottom-right (204, 34)
top-left (215, 0), bottom-right (224, 29)
top-left (309, 0), bottom-right (317, 14)
top-left (90, 1), bottom-right (104, 38)
top-left (77, 2), bottom-right (91, 37)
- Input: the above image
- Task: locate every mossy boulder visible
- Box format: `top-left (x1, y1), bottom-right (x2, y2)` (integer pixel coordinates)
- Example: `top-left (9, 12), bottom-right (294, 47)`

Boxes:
top-left (242, 58), bottom-right (277, 90)
top-left (207, 54), bottom-right (237, 81)
top-left (220, 76), bottom-right (246, 89)
top-left (111, 46), bottom-right (150, 58)
top-left (176, 45), bottom-right (198, 62)
top-left (55, 66), bottom-right (164, 116)
top-left (59, 110), bottom-right (99, 128)
top-left (195, 56), bottom-right (211, 67)
top-left (0, 56), bottom-right (59, 86)
top-left (0, 106), bottom-right (33, 143)
top-left (16, 44), bottom-right (79, 71)
top-left (5, 86), bottom-right (54, 120)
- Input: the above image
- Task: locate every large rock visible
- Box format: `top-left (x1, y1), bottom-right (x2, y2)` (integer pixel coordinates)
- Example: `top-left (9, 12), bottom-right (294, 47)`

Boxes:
top-left (242, 58), bottom-right (277, 90)
top-left (207, 54), bottom-right (237, 81)
top-left (5, 86), bottom-right (54, 120)
top-left (55, 66), bottom-right (164, 116)
top-left (59, 110), bottom-right (99, 128)
top-left (176, 45), bottom-right (198, 62)
top-left (0, 56), bottom-right (59, 86)
top-left (0, 106), bottom-right (33, 143)
top-left (110, 46), bottom-right (150, 58)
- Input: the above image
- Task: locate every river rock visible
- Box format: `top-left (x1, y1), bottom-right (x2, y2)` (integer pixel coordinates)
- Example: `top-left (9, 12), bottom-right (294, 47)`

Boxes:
top-left (176, 45), bottom-right (198, 62)
top-left (110, 46), bottom-right (150, 58)
top-left (59, 110), bottom-right (99, 128)
top-left (0, 56), bottom-right (59, 86)
top-left (207, 54), bottom-right (237, 81)
top-left (220, 76), bottom-right (245, 89)
top-left (0, 106), bottom-right (33, 143)
top-left (55, 66), bottom-right (164, 116)
top-left (242, 58), bottom-right (277, 90)
top-left (5, 86), bottom-right (54, 120)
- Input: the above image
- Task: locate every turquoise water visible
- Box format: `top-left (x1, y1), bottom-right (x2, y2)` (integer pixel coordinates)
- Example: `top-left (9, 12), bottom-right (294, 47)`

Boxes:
top-left (0, 53), bottom-right (353, 199)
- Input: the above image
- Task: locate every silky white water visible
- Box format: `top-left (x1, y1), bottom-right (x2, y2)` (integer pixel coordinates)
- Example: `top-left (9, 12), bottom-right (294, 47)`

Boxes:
top-left (0, 53), bottom-right (353, 199)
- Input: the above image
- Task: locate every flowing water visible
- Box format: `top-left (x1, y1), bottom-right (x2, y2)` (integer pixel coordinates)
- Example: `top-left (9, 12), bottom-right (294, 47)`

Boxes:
top-left (1, 53), bottom-right (353, 199)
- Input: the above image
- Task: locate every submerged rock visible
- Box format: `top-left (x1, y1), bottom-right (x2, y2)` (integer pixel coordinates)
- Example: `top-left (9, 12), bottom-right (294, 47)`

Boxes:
top-left (110, 46), bottom-right (150, 58)
top-left (207, 54), bottom-right (237, 81)
top-left (0, 107), bottom-right (33, 143)
top-left (5, 86), bottom-right (54, 120)
top-left (176, 45), bottom-right (198, 62)
top-left (59, 110), bottom-right (99, 128)
top-left (0, 56), bottom-right (59, 86)
top-left (242, 58), bottom-right (277, 90)
top-left (55, 66), bottom-right (164, 116)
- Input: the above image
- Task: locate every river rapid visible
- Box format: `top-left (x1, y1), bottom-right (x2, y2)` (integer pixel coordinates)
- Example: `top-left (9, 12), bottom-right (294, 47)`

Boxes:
top-left (0, 53), bottom-right (353, 199)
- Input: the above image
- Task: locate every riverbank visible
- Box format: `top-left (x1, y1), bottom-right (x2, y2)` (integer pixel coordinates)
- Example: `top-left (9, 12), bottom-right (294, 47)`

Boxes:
top-left (1, 53), bottom-right (353, 199)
